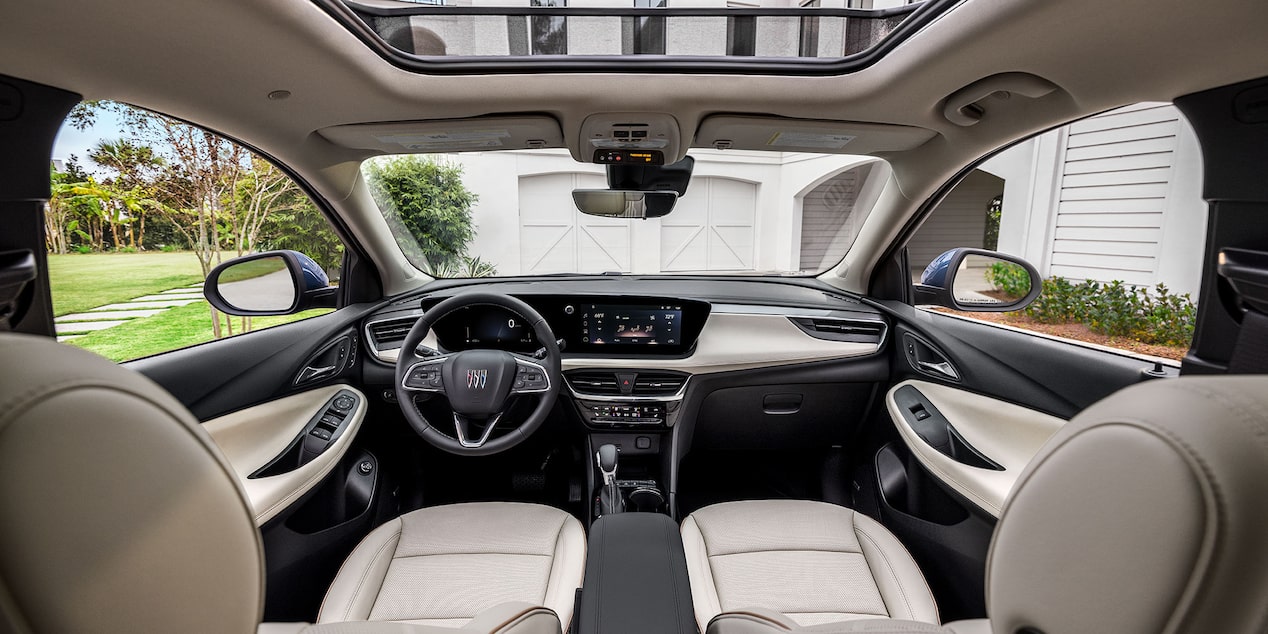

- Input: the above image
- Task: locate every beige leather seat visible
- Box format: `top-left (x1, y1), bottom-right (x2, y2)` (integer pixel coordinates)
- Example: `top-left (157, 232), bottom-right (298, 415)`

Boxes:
top-left (704, 376), bottom-right (1268, 634)
top-left (319, 502), bottom-right (585, 627)
top-left (682, 499), bottom-right (939, 630)
top-left (0, 333), bottom-right (581, 634)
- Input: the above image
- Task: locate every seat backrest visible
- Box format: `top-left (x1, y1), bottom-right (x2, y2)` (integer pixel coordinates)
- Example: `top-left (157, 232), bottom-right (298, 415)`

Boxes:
top-left (987, 376), bottom-right (1268, 634)
top-left (0, 333), bottom-right (263, 633)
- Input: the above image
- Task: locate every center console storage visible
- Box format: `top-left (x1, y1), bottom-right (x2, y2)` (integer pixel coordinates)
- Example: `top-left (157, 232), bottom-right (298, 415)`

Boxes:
top-left (576, 513), bottom-right (696, 634)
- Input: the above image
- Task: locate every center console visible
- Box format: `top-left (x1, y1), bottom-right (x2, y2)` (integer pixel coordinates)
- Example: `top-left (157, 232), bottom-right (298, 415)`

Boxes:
top-left (576, 513), bottom-right (697, 634)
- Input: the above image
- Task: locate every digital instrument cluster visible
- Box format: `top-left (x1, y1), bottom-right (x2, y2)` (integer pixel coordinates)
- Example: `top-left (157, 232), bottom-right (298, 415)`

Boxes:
top-left (425, 296), bottom-right (709, 355)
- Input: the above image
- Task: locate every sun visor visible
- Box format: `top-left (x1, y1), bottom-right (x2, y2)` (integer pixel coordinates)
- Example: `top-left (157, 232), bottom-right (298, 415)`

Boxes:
top-left (318, 115), bottom-right (565, 153)
top-left (694, 115), bottom-right (936, 154)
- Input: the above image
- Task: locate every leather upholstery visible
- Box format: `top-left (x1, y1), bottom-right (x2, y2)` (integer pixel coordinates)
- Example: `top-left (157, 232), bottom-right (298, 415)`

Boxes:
top-left (986, 376), bottom-right (1268, 634)
top-left (320, 503), bottom-right (586, 629)
top-left (264, 603), bottom-right (563, 634)
top-left (0, 333), bottom-right (264, 633)
top-left (682, 500), bottom-right (938, 631)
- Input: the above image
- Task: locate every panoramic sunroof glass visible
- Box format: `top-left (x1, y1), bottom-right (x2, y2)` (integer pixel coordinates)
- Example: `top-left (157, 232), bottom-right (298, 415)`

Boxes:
top-left (328, 0), bottom-right (947, 74)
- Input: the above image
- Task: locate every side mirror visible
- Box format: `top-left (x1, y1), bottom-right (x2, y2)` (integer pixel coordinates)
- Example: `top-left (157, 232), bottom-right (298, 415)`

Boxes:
top-left (913, 248), bottom-right (1041, 312)
top-left (204, 250), bottom-right (337, 316)
top-left (572, 189), bottom-right (677, 219)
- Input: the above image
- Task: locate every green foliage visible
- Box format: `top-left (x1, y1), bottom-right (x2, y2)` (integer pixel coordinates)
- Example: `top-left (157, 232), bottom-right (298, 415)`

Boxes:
top-left (1021, 276), bottom-right (1196, 347)
top-left (260, 201), bottom-right (346, 277)
top-left (422, 255), bottom-right (499, 279)
top-left (363, 155), bottom-right (478, 271)
top-left (984, 261), bottom-right (1030, 300)
top-left (983, 195), bottom-right (1002, 251)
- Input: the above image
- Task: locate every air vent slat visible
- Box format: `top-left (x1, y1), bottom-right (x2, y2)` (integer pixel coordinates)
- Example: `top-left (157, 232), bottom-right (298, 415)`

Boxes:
top-left (367, 316), bottom-right (417, 352)
top-left (790, 317), bottom-right (886, 344)
top-left (566, 372), bottom-right (623, 396)
top-left (567, 370), bottom-right (689, 397)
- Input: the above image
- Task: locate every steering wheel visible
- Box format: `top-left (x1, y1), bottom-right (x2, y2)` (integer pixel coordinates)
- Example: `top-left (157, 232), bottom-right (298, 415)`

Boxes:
top-left (395, 292), bottom-right (561, 456)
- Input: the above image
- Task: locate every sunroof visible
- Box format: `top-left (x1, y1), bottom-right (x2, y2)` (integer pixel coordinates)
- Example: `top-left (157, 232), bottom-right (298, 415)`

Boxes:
top-left (322, 0), bottom-right (953, 75)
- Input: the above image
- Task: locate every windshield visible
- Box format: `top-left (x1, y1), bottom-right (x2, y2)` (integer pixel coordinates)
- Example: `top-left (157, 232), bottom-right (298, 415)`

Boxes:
top-left (364, 149), bottom-right (884, 278)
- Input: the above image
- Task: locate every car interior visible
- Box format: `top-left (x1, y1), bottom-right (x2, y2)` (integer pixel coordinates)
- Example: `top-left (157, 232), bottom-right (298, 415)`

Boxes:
top-left (2, 0), bottom-right (1268, 633)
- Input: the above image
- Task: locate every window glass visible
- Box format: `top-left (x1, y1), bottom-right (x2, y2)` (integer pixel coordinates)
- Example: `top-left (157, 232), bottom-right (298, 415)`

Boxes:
top-left (911, 102), bottom-right (1203, 362)
top-left (530, 0), bottom-right (568, 55)
top-left (48, 100), bottom-right (344, 362)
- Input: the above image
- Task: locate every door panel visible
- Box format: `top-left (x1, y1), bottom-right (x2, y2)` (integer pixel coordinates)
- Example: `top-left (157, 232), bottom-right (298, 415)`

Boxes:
top-left (126, 304), bottom-right (377, 420)
top-left (862, 301), bottom-right (1166, 620)
top-left (884, 379), bottom-right (1064, 518)
top-left (203, 384), bottom-right (368, 526)
top-left (888, 304), bottom-right (1163, 419)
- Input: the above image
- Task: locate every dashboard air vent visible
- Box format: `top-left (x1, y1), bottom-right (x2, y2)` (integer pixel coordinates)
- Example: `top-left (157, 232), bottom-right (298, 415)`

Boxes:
top-left (366, 316), bottom-right (416, 353)
top-left (566, 371), bottom-right (622, 396)
top-left (632, 372), bottom-right (687, 396)
top-left (790, 317), bottom-right (886, 344)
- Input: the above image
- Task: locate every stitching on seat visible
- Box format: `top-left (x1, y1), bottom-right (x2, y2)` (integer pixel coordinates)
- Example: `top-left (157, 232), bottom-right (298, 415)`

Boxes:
top-left (707, 547), bottom-right (865, 557)
top-left (542, 514), bottom-right (566, 610)
top-left (345, 527), bottom-right (403, 622)
top-left (853, 521), bottom-right (913, 620)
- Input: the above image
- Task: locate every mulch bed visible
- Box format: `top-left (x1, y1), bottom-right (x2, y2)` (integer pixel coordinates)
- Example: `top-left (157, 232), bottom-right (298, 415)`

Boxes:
top-left (932, 308), bottom-right (1186, 361)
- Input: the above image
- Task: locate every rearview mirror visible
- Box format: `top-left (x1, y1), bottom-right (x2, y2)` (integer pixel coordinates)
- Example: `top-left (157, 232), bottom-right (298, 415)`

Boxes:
top-left (572, 190), bottom-right (677, 219)
top-left (913, 248), bottom-right (1041, 312)
top-left (204, 250), bottom-right (337, 316)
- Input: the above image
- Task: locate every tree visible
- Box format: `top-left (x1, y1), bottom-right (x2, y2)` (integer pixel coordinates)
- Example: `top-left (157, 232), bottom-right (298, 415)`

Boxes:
top-left (261, 200), bottom-right (345, 277)
top-left (88, 139), bottom-right (163, 249)
top-left (363, 156), bottom-right (477, 270)
top-left (230, 157), bottom-right (306, 257)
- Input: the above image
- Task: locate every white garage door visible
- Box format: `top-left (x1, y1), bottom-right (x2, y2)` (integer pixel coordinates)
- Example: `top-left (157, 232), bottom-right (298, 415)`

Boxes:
top-left (519, 173), bottom-right (631, 274)
top-left (660, 177), bottom-right (757, 271)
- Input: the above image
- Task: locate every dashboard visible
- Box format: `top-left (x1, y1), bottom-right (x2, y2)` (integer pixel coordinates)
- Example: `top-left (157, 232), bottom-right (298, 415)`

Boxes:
top-left (424, 295), bottom-right (712, 356)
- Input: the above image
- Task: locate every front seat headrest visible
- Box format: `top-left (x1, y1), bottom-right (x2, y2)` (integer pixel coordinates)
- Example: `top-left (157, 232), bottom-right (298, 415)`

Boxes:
top-left (0, 333), bottom-right (263, 633)
top-left (987, 376), bottom-right (1268, 634)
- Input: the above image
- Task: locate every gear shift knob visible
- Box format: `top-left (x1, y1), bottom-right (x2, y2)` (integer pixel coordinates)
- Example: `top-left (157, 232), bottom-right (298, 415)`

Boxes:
top-left (597, 443), bottom-right (619, 477)
top-left (596, 443), bottom-right (624, 515)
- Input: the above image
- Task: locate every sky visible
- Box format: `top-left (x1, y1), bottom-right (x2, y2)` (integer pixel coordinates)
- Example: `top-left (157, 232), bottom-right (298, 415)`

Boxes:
top-left (51, 107), bottom-right (129, 176)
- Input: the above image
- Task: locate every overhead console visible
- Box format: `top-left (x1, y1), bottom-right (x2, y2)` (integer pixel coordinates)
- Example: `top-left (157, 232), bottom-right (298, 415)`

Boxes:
top-left (575, 112), bottom-right (683, 165)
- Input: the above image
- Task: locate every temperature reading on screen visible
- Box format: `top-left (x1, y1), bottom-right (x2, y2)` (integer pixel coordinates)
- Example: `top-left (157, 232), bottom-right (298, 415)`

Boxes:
top-left (581, 304), bottom-right (682, 346)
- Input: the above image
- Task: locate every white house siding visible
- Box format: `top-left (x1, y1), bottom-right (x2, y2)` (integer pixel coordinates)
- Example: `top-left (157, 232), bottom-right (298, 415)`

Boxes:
top-left (908, 170), bottom-right (1003, 268)
top-left (1047, 103), bottom-right (1182, 286)
top-left (799, 163), bottom-right (873, 271)
top-left (990, 103), bottom-right (1207, 297)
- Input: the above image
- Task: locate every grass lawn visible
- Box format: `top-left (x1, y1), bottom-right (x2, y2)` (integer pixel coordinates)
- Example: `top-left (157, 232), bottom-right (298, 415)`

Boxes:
top-left (67, 300), bottom-right (332, 362)
top-left (48, 252), bottom-right (208, 316)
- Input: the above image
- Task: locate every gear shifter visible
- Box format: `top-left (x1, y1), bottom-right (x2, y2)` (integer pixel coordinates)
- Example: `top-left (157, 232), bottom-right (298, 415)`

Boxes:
top-left (596, 443), bottom-right (625, 516)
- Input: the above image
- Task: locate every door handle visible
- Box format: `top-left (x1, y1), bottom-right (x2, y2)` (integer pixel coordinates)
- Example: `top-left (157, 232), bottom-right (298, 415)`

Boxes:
top-left (916, 360), bottom-right (959, 381)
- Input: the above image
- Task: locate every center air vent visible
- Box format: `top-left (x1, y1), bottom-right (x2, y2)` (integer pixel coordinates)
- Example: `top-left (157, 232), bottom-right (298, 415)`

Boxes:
top-left (566, 370), bottom-right (690, 397)
top-left (789, 317), bottom-right (886, 344)
top-left (633, 372), bottom-right (687, 396)
top-left (566, 371), bottom-right (622, 396)
top-left (366, 315), bottom-right (417, 355)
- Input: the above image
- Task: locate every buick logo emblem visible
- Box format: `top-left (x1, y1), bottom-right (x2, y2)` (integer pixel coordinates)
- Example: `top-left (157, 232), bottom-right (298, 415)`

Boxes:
top-left (466, 369), bottom-right (488, 389)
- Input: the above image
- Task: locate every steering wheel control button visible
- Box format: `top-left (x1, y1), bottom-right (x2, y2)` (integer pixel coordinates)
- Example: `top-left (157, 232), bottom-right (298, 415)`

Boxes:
top-left (358, 460), bottom-right (374, 475)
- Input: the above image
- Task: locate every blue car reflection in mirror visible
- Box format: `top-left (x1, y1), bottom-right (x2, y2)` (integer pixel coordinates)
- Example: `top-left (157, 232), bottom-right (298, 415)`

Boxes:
top-left (920, 248), bottom-right (961, 288)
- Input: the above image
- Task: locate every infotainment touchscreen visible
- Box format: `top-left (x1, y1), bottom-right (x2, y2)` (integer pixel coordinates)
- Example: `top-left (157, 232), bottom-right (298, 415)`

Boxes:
top-left (580, 304), bottom-right (683, 347)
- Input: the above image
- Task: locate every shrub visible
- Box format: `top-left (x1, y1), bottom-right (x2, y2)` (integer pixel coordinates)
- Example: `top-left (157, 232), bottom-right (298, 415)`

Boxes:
top-left (1020, 276), bottom-right (1196, 347)
top-left (985, 261), bottom-right (1031, 300)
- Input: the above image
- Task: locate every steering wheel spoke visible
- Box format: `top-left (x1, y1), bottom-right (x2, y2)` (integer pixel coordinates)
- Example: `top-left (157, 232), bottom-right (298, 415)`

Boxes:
top-left (401, 357), bottom-right (449, 395)
top-left (453, 412), bottom-right (504, 449)
top-left (509, 353), bottom-right (553, 395)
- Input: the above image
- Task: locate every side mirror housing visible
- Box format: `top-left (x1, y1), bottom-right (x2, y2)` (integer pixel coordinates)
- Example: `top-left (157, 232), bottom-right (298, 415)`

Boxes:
top-left (204, 250), bottom-right (337, 316)
top-left (913, 247), bottom-right (1041, 312)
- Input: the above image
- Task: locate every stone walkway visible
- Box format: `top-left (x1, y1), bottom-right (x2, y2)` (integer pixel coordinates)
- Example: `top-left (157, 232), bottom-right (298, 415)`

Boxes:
top-left (55, 283), bottom-right (204, 343)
